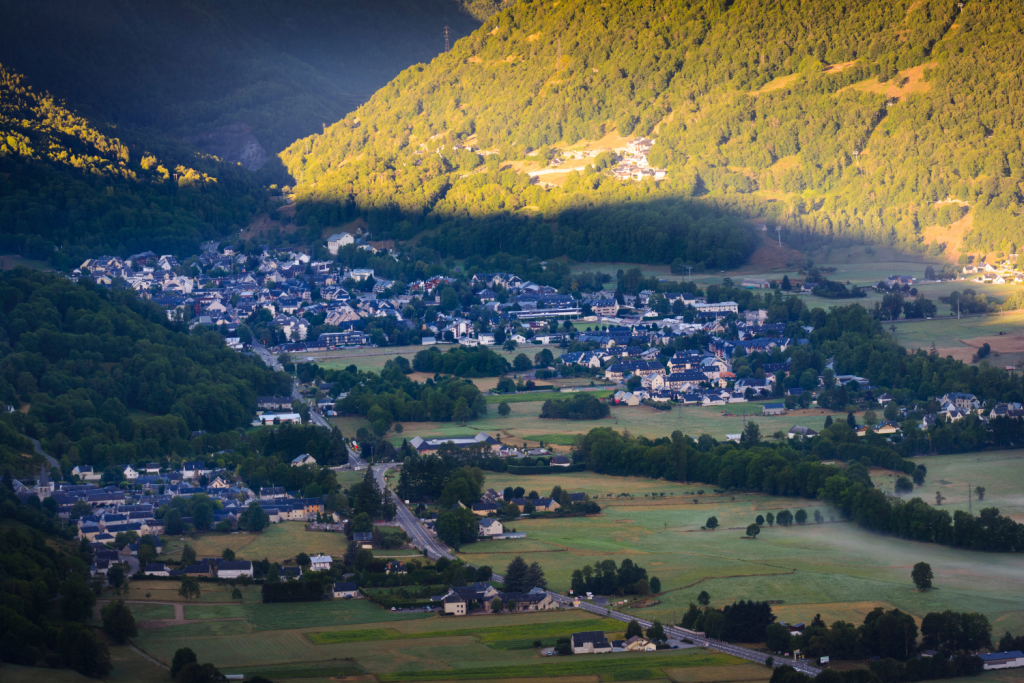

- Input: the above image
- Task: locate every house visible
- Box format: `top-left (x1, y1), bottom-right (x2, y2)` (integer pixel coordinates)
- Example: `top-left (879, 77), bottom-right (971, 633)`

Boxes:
top-left (332, 581), bottom-right (360, 599)
top-left (122, 465), bottom-right (139, 481)
top-left (143, 563), bottom-right (169, 577)
top-left (940, 392), bottom-right (981, 412)
top-left (979, 652), bottom-right (1024, 670)
top-left (353, 531), bottom-right (373, 548)
top-left (872, 421), bottom-right (901, 435)
top-left (310, 554), bottom-right (333, 570)
top-left (280, 566), bottom-right (302, 581)
top-left (498, 590), bottom-right (556, 612)
top-left (290, 454), bottom-right (317, 467)
top-left (327, 232), bottom-right (355, 255)
top-left (550, 455), bottom-right (571, 467)
top-left (741, 278), bottom-right (771, 289)
top-left (385, 560), bottom-right (407, 575)
top-left (72, 465), bottom-right (102, 482)
top-left (259, 487), bottom-right (288, 500)
top-left (572, 631), bottom-right (613, 654)
top-left (624, 636), bottom-right (657, 652)
top-left (443, 593), bottom-right (468, 615)
top-left (479, 518), bottom-right (503, 537)
top-left (471, 503), bottom-right (500, 516)
top-left (788, 425), bottom-right (818, 439)
top-left (217, 560), bottom-right (254, 579)
top-left (182, 564), bottom-right (214, 578)
top-left (762, 403), bottom-right (787, 416)
top-left (531, 497), bottom-right (561, 512)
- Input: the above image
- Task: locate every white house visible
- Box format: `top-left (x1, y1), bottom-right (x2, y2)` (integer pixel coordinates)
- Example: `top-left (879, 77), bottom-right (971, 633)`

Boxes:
top-left (73, 465), bottom-right (102, 482)
top-left (122, 465), bottom-right (138, 481)
top-left (143, 563), bottom-right (169, 577)
top-left (291, 454), bottom-right (317, 467)
top-left (479, 518), bottom-right (503, 537)
top-left (333, 581), bottom-right (359, 598)
top-left (572, 631), bottom-right (612, 654)
top-left (310, 554), bottom-right (333, 571)
top-left (216, 560), bottom-right (254, 579)
top-left (979, 652), bottom-right (1024, 671)
top-left (327, 232), bottom-right (354, 255)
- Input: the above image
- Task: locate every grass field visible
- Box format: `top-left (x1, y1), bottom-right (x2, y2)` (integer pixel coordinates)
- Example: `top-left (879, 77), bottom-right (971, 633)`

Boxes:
top-left (160, 522), bottom-right (350, 564)
top-left (332, 400), bottom-right (835, 447)
top-left (129, 603), bottom-right (174, 621)
top-left (485, 390), bottom-right (615, 404)
top-left (459, 469), bottom-right (1024, 635)
top-left (308, 618), bottom-right (624, 645)
top-left (899, 450), bottom-right (1024, 520)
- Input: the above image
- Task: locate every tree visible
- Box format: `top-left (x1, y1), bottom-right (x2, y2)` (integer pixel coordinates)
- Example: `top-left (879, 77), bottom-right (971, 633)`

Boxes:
top-left (765, 512), bottom-right (775, 527)
top-left (765, 623), bottom-right (792, 652)
top-left (453, 397), bottom-right (472, 425)
top-left (746, 523), bottom-right (761, 538)
top-left (895, 476), bottom-right (913, 493)
top-left (231, 588), bottom-right (242, 600)
top-left (847, 412), bottom-right (857, 428)
top-left (176, 662), bottom-right (227, 683)
top-left (107, 564), bottom-right (126, 588)
top-left (912, 562), bottom-right (934, 591)
top-left (755, 515), bottom-right (764, 526)
top-left (491, 597), bottom-right (503, 612)
top-left (698, 590), bottom-right (711, 606)
top-left (524, 561), bottom-right (548, 590)
top-left (626, 619), bottom-right (644, 638)
top-left (824, 415), bottom-right (833, 428)
top-left (179, 577), bottom-right (202, 601)
top-left (706, 516), bottom-right (719, 529)
top-left (650, 576), bottom-right (661, 593)
top-left (781, 275), bottom-right (791, 291)
top-left (171, 647), bottom-right (198, 678)
top-left (101, 600), bottom-right (138, 644)
top-left (794, 509), bottom-right (807, 525)
top-left (296, 552), bottom-right (311, 567)
top-left (741, 420), bottom-right (761, 445)
top-left (505, 556), bottom-right (529, 592)
top-left (222, 548), bottom-right (236, 561)
top-left (935, 491), bottom-right (946, 505)
top-left (555, 636), bottom-right (572, 655)
top-left (647, 620), bottom-right (667, 643)
top-left (975, 485), bottom-right (986, 501)
top-left (242, 501), bottom-right (270, 532)
top-left (776, 510), bottom-right (793, 526)
top-left (498, 401), bottom-right (511, 417)
top-left (181, 544), bottom-right (197, 566)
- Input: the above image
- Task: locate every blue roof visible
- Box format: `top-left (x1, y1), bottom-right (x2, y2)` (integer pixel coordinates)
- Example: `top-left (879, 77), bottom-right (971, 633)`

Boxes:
top-left (978, 651), bottom-right (1024, 661)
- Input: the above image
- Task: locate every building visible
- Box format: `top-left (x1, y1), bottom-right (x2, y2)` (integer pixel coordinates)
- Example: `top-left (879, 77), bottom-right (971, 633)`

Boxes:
top-left (443, 593), bottom-right (468, 615)
top-left (327, 232), bottom-right (355, 255)
top-left (385, 560), bottom-right (407, 575)
top-left (788, 425), bottom-right (818, 439)
top-left (409, 432), bottom-right (498, 453)
top-left (353, 531), bottom-right (373, 548)
top-left (479, 518), bottom-right (503, 537)
top-left (572, 631), bottom-right (613, 654)
top-left (217, 560), bottom-right (254, 579)
top-left (762, 403), bottom-right (787, 416)
top-left (624, 636), bottom-right (657, 651)
top-left (333, 581), bottom-right (360, 598)
top-left (978, 652), bottom-right (1024, 670)
top-left (281, 566), bottom-right (303, 581)
top-left (310, 554), bottom-right (333, 570)
top-left (741, 278), bottom-right (771, 289)
top-left (143, 563), bottom-right (169, 577)
top-left (290, 454), bottom-right (317, 467)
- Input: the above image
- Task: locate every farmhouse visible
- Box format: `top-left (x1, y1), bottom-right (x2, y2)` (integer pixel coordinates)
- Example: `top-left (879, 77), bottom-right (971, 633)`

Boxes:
top-left (332, 581), bottom-right (359, 598)
top-left (310, 554), bottom-right (333, 570)
top-left (217, 560), bottom-right (254, 579)
top-left (762, 403), bottom-right (787, 416)
top-left (290, 454), bottom-right (317, 467)
top-left (409, 432), bottom-right (499, 452)
top-left (572, 631), bottom-right (613, 654)
top-left (143, 563), bottom-right (169, 577)
top-left (978, 652), bottom-right (1024, 670)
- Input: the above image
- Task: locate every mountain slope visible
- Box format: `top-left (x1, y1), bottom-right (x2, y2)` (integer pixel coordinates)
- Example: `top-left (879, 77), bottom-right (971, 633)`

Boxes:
top-left (282, 0), bottom-right (1024, 263)
top-left (0, 65), bottom-right (263, 265)
top-left (0, 0), bottom-right (499, 162)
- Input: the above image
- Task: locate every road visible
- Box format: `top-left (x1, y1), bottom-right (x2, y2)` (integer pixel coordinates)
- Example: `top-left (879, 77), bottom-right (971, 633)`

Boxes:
top-left (252, 339), bottom-right (332, 429)
top-left (548, 594), bottom-right (821, 677)
top-left (373, 463), bottom-right (455, 561)
top-left (30, 437), bottom-right (59, 470)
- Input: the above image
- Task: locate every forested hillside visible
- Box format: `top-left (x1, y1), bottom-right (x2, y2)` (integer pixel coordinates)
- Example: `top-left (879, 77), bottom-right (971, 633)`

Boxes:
top-left (0, 66), bottom-right (265, 266)
top-left (0, 269), bottom-right (291, 476)
top-left (0, 0), bottom-right (498, 159)
top-left (282, 0), bottom-right (1024, 264)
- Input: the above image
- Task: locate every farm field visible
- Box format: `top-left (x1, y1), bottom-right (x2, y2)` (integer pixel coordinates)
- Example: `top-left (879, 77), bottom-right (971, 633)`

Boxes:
top-left (902, 450), bottom-right (1024, 520)
top-left (459, 469), bottom-right (1024, 634)
top-left (331, 400), bottom-right (836, 447)
top-left (159, 522), bottom-right (350, 564)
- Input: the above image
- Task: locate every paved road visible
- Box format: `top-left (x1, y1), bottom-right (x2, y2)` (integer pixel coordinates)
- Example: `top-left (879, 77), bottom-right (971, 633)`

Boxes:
top-left (373, 463), bottom-right (455, 561)
top-left (252, 339), bottom-right (334, 429)
top-left (30, 437), bottom-right (59, 470)
top-left (549, 594), bottom-right (820, 677)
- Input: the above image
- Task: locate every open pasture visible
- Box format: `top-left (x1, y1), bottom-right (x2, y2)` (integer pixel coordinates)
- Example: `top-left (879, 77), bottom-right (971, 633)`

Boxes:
top-left (464, 471), bottom-right (1024, 633)
top-left (900, 450), bottom-right (1024, 520)
top-left (332, 401), bottom-right (836, 447)
top-left (160, 522), bottom-right (350, 564)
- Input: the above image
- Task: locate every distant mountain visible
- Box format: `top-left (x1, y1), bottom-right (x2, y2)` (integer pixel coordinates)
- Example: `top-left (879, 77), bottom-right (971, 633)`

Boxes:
top-left (281, 0), bottom-right (1024, 264)
top-left (0, 65), bottom-right (262, 266)
top-left (0, 0), bottom-right (499, 164)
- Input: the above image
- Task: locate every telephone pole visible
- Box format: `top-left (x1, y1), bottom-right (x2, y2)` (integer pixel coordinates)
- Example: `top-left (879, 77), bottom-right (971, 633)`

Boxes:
top-left (968, 482), bottom-right (972, 514)
top-left (685, 265), bottom-right (693, 283)
top-left (444, 26), bottom-right (451, 53)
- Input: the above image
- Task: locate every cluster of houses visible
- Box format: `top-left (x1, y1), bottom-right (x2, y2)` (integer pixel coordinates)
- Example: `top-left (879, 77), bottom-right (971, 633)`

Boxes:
top-left (610, 138), bottom-right (668, 182)
top-left (439, 582), bottom-right (556, 615)
top-left (960, 258), bottom-right (1024, 285)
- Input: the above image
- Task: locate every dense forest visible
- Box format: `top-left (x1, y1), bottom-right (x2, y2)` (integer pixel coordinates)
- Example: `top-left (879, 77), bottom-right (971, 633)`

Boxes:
top-left (0, 65), bottom-right (265, 265)
top-left (282, 0), bottom-right (1024, 262)
top-left (0, 0), bottom-right (499, 157)
top-left (0, 269), bottom-right (290, 476)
